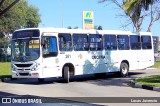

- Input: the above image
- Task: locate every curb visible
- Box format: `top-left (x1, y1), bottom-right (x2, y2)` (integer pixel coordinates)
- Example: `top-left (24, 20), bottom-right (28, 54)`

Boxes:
top-left (129, 80), bottom-right (160, 92)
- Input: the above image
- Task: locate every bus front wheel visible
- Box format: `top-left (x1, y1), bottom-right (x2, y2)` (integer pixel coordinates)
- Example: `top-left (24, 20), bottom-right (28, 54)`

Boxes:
top-left (120, 62), bottom-right (129, 77)
top-left (63, 66), bottom-right (70, 83)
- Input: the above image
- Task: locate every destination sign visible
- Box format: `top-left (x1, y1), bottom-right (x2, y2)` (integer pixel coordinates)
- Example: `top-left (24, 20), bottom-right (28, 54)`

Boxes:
top-left (12, 30), bottom-right (40, 39)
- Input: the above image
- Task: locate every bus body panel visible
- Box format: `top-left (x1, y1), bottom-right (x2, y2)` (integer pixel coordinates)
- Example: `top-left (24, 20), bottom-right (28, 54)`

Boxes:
top-left (11, 28), bottom-right (154, 79)
top-left (103, 50), bottom-right (120, 72)
top-left (11, 59), bottom-right (43, 78)
top-left (128, 50), bottom-right (139, 70)
top-left (138, 32), bottom-right (154, 69)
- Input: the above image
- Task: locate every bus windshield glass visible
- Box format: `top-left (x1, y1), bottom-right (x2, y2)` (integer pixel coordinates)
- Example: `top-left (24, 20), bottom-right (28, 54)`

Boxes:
top-left (11, 30), bottom-right (40, 62)
top-left (11, 38), bottom-right (40, 62)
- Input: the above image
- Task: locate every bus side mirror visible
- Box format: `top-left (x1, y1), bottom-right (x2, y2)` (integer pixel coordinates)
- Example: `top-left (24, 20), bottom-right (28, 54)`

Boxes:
top-left (41, 37), bottom-right (45, 45)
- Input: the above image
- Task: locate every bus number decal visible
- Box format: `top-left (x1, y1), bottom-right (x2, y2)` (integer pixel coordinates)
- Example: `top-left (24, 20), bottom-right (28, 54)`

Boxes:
top-left (92, 55), bottom-right (105, 60)
top-left (65, 54), bottom-right (71, 58)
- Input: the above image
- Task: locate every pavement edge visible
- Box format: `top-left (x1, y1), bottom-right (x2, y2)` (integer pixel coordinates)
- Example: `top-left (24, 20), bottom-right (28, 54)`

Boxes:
top-left (129, 80), bottom-right (160, 92)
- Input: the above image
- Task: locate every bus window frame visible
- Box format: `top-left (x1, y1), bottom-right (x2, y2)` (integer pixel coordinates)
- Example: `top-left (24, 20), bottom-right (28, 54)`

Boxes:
top-left (58, 33), bottom-right (73, 52)
top-left (73, 33), bottom-right (89, 51)
top-left (42, 36), bottom-right (58, 58)
top-left (117, 35), bottom-right (130, 50)
top-left (130, 35), bottom-right (141, 50)
top-left (103, 34), bottom-right (117, 50)
top-left (141, 35), bottom-right (152, 50)
top-left (89, 34), bottom-right (103, 51)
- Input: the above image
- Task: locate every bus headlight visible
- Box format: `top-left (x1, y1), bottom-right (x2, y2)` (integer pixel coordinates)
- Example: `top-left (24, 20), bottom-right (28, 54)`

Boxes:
top-left (31, 66), bottom-right (37, 71)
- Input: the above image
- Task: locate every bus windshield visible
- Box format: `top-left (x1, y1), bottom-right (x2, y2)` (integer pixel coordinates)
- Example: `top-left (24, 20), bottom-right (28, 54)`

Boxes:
top-left (11, 38), bottom-right (40, 62)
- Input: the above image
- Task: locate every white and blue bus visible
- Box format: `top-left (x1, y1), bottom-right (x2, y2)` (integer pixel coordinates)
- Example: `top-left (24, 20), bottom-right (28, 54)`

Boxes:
top-left (11, 28), bottom-right (154, 82)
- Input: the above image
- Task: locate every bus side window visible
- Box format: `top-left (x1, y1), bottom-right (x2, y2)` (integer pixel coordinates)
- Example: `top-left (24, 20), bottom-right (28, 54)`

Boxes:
top-left (141, 36), bottom-right (152, 49)
top-left (89, 34), bottom-right (102, 51)
top-left (130, 35), bottom-right (141, 50)
top-left (104, 34), bottom-right (117, 50)
top-left (73, 34), bottom-right (89, 51)
top-left (117, 35), bottom-right (129, 50)
top-left (58, 33), bottom-right (72, 51)
top-left (42, 36), bottom-right (58, 57)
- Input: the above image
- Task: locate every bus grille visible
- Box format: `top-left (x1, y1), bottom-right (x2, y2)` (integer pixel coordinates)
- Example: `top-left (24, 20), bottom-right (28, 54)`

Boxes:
top-left (15, 64), bottom-right (32, 68)
top-left (19, 73), bottom-right (29, 76)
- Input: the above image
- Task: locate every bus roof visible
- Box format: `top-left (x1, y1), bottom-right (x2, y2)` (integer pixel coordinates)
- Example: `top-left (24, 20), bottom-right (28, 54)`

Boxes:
top-left (14, 27), bottom-right (151, 36)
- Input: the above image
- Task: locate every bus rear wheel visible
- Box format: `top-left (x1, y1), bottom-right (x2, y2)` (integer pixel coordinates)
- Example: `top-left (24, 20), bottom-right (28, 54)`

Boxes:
top-left (120, 62), bottom-right (129, 77)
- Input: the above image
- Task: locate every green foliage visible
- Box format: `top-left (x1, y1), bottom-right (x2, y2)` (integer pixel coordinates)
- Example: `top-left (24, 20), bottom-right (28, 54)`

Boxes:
top-left (25, 5), bottom-right (41, 28)
top-left (99, 0), bottom-right (159, 32)
top-left (0, 33), bottom-right (5, 38)
top-left (152, 61), bottom-right (160, 68)
top-left (94, 25), bottom-right (103, 30)
top-left (67, 26), bottom-right (72, 29)
top-left (123, 0), bottom-right (159, 32)
top-left (123, 0), bottom-right (154, 16)
top-left (0, 0), bottom-right (41, 34)
top-left (0, 62), bottom-right (11, 78)
top-left (135, 75), bottom-right (160, 87)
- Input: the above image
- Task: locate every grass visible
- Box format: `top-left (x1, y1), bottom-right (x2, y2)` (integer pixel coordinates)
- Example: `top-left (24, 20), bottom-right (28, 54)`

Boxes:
top-left (152, 61), bottom-right (160, 68)
top-left (134, 75), bottom-right (160, 87)
top-left (0, 62), bottom-right (11, 78)
top-left (134, 61), bottom-right (160, 87)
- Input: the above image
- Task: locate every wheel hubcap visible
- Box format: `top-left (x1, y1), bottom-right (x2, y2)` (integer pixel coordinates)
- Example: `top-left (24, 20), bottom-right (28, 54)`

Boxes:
top-left (122, 64), bottom-right (127, 74)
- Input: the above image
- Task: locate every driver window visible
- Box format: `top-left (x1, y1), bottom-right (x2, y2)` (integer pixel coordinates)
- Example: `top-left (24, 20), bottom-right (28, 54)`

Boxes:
top-left (42, 36), bottom-right (58, 57)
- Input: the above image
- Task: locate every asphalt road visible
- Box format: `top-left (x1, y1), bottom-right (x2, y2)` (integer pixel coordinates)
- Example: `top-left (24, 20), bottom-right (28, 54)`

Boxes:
top-left (0, 68), bottom-right (160, 106)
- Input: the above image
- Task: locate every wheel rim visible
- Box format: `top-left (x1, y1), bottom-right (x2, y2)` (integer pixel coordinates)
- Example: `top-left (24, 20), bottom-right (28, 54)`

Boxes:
top-left (122, 64), bottom-right (128, 74)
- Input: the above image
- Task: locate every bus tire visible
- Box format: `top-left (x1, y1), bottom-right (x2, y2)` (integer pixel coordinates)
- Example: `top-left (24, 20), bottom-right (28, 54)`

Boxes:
top-left (1, 78), bottom-right (5, 82)
top-left (38, 78), bottom-right (44, 82)
top-left (63, 66), bottom-right (70, 83)
top-left (120, 62), bottom-right (129, 77)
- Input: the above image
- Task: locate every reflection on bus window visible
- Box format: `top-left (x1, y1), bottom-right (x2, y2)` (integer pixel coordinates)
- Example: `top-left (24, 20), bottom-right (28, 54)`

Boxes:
top-left (42, 36), bottom-right (58, 57)
top-left (141, 36), bottom-right (152, 49)
top-left (11, 38), bottom-right (40, 61)
top-left (117, 35), bottom-right (129, 50)
top-left (104, 35), bottom-right (117, 50)
top-left (73, 34), bottom-right (89, 51)
top-left (130, 35), bottom-right (141, 50)
top-left (58, 33), bottom-right (72, 51)
top-left (89, 34), bottom-right (102, 51)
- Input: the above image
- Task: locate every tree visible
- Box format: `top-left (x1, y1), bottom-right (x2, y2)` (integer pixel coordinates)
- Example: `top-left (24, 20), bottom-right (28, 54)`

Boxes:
top-left (67, 26), bottom-right (79, 29)
top-left (97, 25), bottom-right (103, 30)
top-left (94, 25), bottom-right (103, 30)
top-left (123, 0), bottom-right (160, 32)
top-left (73, 26), bottom-right (78, 29)
top-left (25, 5), bottom-right (41, 28)
top-left (67, 26), bottom-right (72, 29)
top-left (94, 25), bottom-right (98, 29)
top-left (98, 0), bottom-right (160, 32)
top-left (0, 0), bottom-right (20, 17)
top-left (123, 0), bottom-right (156, 13)
top-left (0, 0), bottom-right (41, 36)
